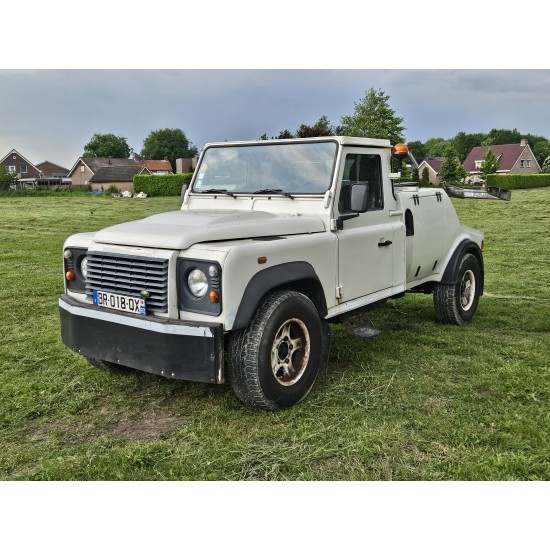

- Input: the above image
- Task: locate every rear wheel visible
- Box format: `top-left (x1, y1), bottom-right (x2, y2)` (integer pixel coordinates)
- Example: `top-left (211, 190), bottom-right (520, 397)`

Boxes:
top-left (433, 252), bottom-right (481, 325)
top-left (227, 290), bottom-right (326, 410)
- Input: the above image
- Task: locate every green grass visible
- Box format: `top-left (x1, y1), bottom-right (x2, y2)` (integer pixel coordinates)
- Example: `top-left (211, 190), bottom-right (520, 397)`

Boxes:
top-left (0, 190), bottom-right (548, 480)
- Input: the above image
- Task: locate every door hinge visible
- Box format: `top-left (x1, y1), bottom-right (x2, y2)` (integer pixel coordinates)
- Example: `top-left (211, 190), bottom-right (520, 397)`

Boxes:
top-left (336, 286), bottom-right (344, 299)
top-left (413, 194), bottom-right (420, 206)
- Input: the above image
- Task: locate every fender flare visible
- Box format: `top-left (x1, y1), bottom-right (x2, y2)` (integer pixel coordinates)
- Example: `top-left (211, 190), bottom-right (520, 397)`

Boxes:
top-left (232, 261), bottom-right (327, 330)
top-left (441, 239), bottom-right (484, 294)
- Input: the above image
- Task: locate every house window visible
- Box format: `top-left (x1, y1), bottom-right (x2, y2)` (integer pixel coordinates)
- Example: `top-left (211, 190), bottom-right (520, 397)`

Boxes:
top-left (12, 155), bottom-right (16, 160)
top-left (475, 160), bottom-right (482, 170)
top-left (8, 166), bottom-right (16, 173)
top-left (80, 166), bottom-right (85, 173)
top-left (20, 166), bottom-right (27, 173)
top-left (520, 159), bottom-right (531, 168)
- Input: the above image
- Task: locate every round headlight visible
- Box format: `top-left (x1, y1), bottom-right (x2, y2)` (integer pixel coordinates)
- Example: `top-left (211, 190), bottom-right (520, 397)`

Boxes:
top-left (80, 257), bottom-right (89, 279)
top-left (188, 268), bottom-right (208, 298)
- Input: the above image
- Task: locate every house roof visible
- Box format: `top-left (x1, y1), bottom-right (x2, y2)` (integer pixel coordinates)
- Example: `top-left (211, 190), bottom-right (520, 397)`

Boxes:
top-left (143, 159), bottom-right (172, 172)
top-left (463, 144), bottom-right (526, 172)
top-left (68, 157), bottom-right (142, 177)
top-left (89, 165), bottom-right (149, 183)
top-left (418, 158), bottom-right (444, 173)
top-left (36, 160), bottom-right (70, 173)
top-left (0, 149), bottom-right (40, 171)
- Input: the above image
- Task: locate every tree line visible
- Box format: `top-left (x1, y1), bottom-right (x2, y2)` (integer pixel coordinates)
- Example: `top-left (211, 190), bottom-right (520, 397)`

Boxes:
top-left (80, 87), bottom-right (550, 184)
top-left (82, 128), bottom-right (198, 172)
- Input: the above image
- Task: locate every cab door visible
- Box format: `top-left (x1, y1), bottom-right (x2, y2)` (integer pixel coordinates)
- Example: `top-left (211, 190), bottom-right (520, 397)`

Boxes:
top-left (334, 149), bottom-right (400, 303)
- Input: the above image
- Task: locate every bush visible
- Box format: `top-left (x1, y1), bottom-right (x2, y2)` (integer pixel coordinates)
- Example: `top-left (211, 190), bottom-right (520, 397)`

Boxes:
top-left (485, 174), bottom-right (550, 189)
top-left (133, 174), bottom-right (193, 196)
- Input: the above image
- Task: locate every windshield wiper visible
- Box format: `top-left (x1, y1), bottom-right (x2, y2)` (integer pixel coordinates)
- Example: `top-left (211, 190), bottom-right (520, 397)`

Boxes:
top-left (200, 188), bottom-right (236, 198)
top-left (253, 188), bottom-right (294, 199)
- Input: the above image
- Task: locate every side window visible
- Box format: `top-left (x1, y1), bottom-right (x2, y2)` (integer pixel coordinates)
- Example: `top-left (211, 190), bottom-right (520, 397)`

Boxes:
top-left (338, 153), bottom-right (383, 213)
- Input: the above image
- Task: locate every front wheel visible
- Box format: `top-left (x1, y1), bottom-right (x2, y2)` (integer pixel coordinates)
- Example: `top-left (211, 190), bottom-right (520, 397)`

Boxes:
top-left (433, 252), bottom-right (482, 325)
top-left (227, 290), bottom-right (326, 410)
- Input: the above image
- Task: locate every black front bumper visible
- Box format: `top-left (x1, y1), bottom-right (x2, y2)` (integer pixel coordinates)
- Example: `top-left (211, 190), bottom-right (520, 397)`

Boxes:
top-left (59, 295), bottom-right (224, 384)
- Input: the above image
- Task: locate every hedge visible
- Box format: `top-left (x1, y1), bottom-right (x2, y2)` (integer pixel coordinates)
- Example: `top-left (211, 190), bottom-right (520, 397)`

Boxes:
top-left (485, 174), bottom-right (550, 190)
top-left (133, 173), bottom-right (193, 196)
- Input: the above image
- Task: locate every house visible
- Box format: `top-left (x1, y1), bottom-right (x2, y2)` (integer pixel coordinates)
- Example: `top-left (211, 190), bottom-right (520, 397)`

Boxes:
top-left (143, 158), bottom-right (173, 174)
top-left (176, 157), bottom-right (198, 173)
top-left (0, 149), bottom-right (71, 188)
top-left (36, 161), bottom-right (70, 180)
top-left (0, 149), bottom-right (41, 187)
top-left (68, 157), bottom-right (150, 192)
top-left (416, 158), bottom-right (445, 187)
top-left (463, 139), bottom-right (541, 183)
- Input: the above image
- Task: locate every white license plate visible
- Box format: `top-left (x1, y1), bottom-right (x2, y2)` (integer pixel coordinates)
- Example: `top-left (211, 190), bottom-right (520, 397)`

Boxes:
top-left (93, 290), bottom-right (146, 315)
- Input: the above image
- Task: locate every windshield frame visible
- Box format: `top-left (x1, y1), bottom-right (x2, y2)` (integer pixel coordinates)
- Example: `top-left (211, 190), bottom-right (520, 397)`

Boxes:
top-left (190, 139), bottom-right (339, 197)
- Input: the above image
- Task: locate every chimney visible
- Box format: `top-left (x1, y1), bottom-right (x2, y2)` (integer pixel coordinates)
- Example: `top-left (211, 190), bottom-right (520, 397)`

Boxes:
top-left (164, 156), bottom-right (168, 161)
top-left (520, 138), bottom-right (528, 147)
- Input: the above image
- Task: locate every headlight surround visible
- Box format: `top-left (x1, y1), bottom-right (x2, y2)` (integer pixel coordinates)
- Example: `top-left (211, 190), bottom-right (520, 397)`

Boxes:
top-left (187, 268), bottom-right (208, 298)
top-left (63, 247), bottom-right (88, 293)
top-left (178, 259), bottom-right (222, 316)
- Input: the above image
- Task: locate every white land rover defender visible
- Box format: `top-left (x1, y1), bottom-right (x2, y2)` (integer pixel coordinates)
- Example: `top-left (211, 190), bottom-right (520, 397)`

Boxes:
top-left (59, 137), bottom-right (484, 410)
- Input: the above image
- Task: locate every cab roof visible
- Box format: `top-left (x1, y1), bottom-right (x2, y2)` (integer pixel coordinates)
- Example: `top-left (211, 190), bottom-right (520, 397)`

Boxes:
top-left (202, 136), bottom-right (392, 148)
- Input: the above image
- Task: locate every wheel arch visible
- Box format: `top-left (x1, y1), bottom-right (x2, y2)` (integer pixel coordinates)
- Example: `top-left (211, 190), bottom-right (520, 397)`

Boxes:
top-left (441, 239), bottom-right (484, 294)
top-left (232, 261), bottom-right (327, 331)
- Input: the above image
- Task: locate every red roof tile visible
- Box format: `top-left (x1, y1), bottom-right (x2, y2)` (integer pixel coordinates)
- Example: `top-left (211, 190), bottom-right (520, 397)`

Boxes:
top-left (143, 159), bottom-right (172, 172)
top-left (463, 144), bottom-right (525, 172)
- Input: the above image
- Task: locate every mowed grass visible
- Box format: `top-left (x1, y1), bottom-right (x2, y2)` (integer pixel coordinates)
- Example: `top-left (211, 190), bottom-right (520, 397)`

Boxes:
top-left (0, 190), bottom-right (548, 480)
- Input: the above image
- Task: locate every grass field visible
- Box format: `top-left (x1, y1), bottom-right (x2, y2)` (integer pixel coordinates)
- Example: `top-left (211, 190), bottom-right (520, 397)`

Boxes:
top-left (0, 189), bottom-right (548, 480)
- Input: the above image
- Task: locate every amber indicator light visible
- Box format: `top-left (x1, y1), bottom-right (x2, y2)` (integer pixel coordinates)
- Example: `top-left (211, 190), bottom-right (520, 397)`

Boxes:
top-left (65, 270), bottom-right (75, 281)
top-left (257, 256), bottom-right (267, 264)
top-left (209, 290), bottom-right (220, 303)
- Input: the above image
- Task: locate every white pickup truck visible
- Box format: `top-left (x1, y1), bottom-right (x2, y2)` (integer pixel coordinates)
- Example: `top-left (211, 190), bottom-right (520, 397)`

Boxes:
top-left (59, 137), bottom-right (484, 410)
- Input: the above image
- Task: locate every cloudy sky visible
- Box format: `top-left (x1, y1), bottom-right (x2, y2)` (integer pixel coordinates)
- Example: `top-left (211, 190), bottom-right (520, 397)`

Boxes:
top-left (2, 69), bottom-right (550, 170)
top-left (2, 1), bottom-right (549, 170)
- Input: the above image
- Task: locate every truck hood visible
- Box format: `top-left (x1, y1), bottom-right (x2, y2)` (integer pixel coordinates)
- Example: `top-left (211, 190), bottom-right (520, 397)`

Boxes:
top-left (92, 209), bottom-right (326, 250)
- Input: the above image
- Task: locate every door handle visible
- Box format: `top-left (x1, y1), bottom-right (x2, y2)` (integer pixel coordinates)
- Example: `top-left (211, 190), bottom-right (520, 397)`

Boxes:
top-left (378, 240), bottom-right (392, 247)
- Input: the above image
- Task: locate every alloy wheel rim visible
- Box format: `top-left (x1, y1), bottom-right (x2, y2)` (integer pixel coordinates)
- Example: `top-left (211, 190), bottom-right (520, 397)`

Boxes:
top-left (270, 318), bottom-right (310, 386)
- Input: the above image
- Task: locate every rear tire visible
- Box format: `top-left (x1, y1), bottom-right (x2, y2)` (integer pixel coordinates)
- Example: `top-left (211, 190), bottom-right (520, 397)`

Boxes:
top-left (84, 356), bottom-right (134, 375)
top-left (227, 290), bottom-right (326, 410)
top-left (433, 252), bottom-right (481, 325)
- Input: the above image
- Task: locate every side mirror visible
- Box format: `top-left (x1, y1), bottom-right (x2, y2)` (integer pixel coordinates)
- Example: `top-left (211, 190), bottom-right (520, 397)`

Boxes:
top-left (350, 184), bottom-right (369, 213)
top-left (180, 183), bottom-right (189, 206)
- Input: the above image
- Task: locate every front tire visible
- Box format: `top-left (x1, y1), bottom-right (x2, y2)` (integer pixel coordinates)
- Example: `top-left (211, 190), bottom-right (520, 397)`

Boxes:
top-left (227, 290), bottom-right (325, 410)
top-left (433, 252), bottom-right (482, 325)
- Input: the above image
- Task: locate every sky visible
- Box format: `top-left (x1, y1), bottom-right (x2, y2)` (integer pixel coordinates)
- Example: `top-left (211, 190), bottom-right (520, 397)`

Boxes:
top-left (2, 69), bottom-right (550, 170)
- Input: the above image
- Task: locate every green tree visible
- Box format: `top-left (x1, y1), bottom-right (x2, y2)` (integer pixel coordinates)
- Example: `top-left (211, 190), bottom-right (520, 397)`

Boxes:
top-left (424, 137), bottom-right (454, 158)
top-left (452, 131), bottom-right (487, 162)
top-left (140, 128), bottom-right (198, 171)
top-left (480, 148), bottom-right (500, 179)
top-left (0, 166), bottom-right (19, 191)
top-left (340, 87), bottom-right (405, 143)
top-left (407, 140), bottom-right (427, 158)
top-left (420, 166), bottom-right (430, 186)
top-left (439, 145), bottom-right (466, 185)
top-left (532, 139), bottom-right (550, 167)
top-left (541, 156), bottom-right (550, 173)
top-left (411, 167), bottom-right (419, 182)
top-left (296, 115), bottom-right (337, 138)
top-left (487, 128), bottom-right (522, 145)
top-left (275, 129), bottom-right (295, 139)
top-left (83, 133), bottom-right (131, 158)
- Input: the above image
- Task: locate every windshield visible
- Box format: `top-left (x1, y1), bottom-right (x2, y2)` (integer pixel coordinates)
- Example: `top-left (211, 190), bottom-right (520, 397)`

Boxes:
top-left (192, 141), bottom-right (337, 195)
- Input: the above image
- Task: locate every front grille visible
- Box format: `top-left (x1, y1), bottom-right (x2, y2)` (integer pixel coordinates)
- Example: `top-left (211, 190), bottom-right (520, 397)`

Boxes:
top-left (85, 252), bottom-right (169, 313)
